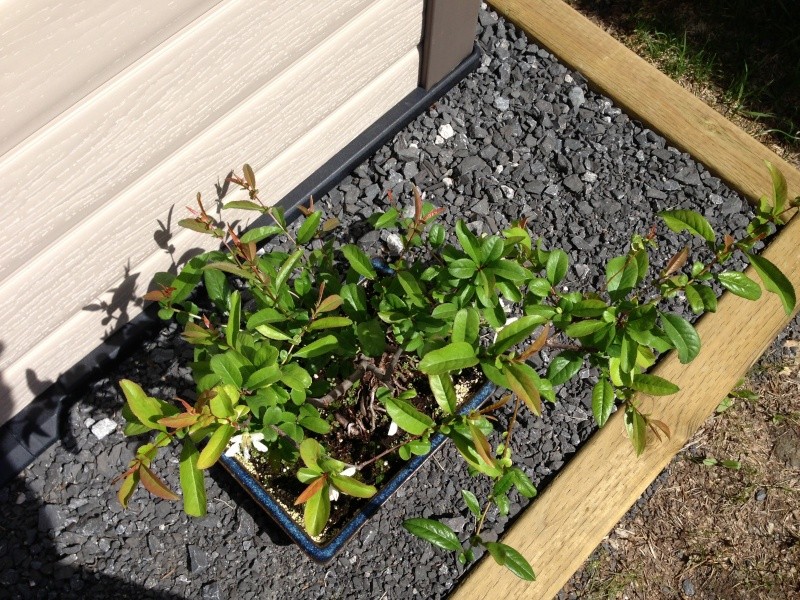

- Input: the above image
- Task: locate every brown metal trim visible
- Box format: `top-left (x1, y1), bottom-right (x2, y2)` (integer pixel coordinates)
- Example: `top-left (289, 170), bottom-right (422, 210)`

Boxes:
top-left (420, 0), bottom-right (480, 89)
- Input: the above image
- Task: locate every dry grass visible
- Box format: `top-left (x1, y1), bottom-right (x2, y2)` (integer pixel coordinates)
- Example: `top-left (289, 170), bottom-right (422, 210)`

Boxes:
top-left (563, 344), bottom-right (800, 599)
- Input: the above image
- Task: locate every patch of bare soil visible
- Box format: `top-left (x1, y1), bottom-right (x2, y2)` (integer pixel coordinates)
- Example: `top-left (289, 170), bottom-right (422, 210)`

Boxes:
top-left (562, 343), bottom-right (800, 599)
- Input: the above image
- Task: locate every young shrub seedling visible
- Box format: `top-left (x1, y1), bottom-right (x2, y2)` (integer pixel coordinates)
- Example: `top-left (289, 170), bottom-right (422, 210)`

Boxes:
top-left (116, 162), bottom-right (797, 579)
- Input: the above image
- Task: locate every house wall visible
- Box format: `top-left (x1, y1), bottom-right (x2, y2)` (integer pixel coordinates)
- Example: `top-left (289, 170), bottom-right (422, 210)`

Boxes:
top-left (0, 0), bottom-right (425, 425)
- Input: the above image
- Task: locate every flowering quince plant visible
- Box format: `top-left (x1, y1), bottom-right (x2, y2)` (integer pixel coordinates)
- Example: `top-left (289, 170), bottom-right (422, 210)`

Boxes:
top-left (116, 163), bottom-right (796, 580)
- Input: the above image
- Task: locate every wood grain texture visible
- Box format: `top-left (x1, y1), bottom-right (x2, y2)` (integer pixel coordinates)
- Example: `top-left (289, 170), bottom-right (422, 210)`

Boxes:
top-left (0, 0), bottom-right (224, 155)
top-left (1, 0), bottom-right (376, 281)
top-left (0, 0), bottom-right (422, 371)
top-left (0, 47), bottom-right (421, 425)
top-left (452, 1), bottom-right (800, 597)
top-left (487, 0), bottom-right (800, 205)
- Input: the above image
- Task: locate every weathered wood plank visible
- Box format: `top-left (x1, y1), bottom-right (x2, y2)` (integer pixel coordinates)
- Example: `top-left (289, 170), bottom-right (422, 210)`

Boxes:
top-left (487, 0), bottom-right (800, 205)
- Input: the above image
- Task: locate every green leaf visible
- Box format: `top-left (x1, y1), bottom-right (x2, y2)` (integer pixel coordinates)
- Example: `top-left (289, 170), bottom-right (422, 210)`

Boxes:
top-left (402, 518), bottom-right (461, 552)
top-left (546, 249), bottom-right (569, 286)
top-left (624, 407), bottom-right (648, 456)
top-left (203, 268), bottom-right (228, 310)
top-left (503, 362), bottom-right (542, 416)
top-left (429, 373), bottom-right (457, 415)
top-left (452, 308), bottom-right (480, 344)
top-left (299, 415), bottom-right (331, 435)
top-left (592, 378), bottom-right (615, 427)
top-left (226, 291), bottom-right (241, 349)
top-left (717, 271), bottom-right (762, 300)
top-left (341, 244), bottom-right (376, 280)
top-left (196, 424), bottom-right (235, 469)
top-left (356, 319), bottom-right (386, 357)
top-left (223, 200), bottom-right (264, 212)
top-left (695, 284), bottom-right (718, 313)
top-left (256, 323), bottom-right (292, 341)
top-left (304, 484), bottom-right (330, 537)
top-left (631, 373), bottom-right (680, 396)
top-left (292, 335), bottom-right (338, 359)
top-left (385, 398), bottom-right (434, 436)
top-left (119, 380), bottom-right (174, 432)
top-left (491, 315), bottom-right (550, 354)
top-left (766, 160), bottom-right (788, 215)
top-left (240, 225), bottom-right (283, 244)
top-left (179, 438), bottom-right (207, 517)
top-left (619, 333), bottom-right (638, 374)
top-left (564, 320), bottom-right (608, 338)
top-left (209, 385), bottom-right (236, 418)
top-left (684, 284), bottom-right (705, 314)
top-left (488, 259), bottom-right (533, 283)
top-left (546, 351), bottom-right (584, 386)
top-left (397, 271), bottom-right (425, 300)
top-left (245, 365), bottom-right (281, 389)
top-left (660, 209), bottom-right (716, 243)
top-left (748, 253), bottom-right (796, 314)
top-left (455, 221), bottom-right (481, 264)
top-left (299, 438), bottom-right (323, 470)
top-left (484, 542), bottom-right (536, 581)
top-left (308, 316), bottom-right (352, 330)
top-left (210, 352), bottom-right (244, 388)
top-left (275, 248), bottom-right (304, 291)
top-left (329, 474), bottom-right (377, 499)
top-left (246, 307), bottom-right (284, 329)
top-left (462, 490), bottom-right (481, 519)
top-left (660, 312), bottom-right (701, 363)
top-left (280, 364), bottom-right (312, 391)
top-left (317, 294), bottom-right (344, 314)
top-left (296, 211), bottom-right (322, 245)
top-left (428, 223), bottom-right (446, 247)
top-left (373, 207), bottom-right (399, 229)
top-left (511, 467), bottom-right (537, 498)
top-left (418, 342), bottom-right (478, 375)
top-left (605, 255), bottom-right (638, 298)
top-left (481, 236), bottom-right (505, 264)
top-left (447, 258), bottom-right (478, 279)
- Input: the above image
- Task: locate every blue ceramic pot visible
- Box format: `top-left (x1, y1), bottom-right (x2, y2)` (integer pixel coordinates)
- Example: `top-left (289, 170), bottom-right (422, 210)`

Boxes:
top-left (219, 379), bottom-right (496, 562)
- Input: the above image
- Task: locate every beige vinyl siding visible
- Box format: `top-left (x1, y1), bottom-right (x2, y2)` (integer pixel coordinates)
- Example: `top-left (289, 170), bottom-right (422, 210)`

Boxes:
top-left (0, 0), bottom-right (225, 155)
top-left (0, 0), bottom-right (424, 424)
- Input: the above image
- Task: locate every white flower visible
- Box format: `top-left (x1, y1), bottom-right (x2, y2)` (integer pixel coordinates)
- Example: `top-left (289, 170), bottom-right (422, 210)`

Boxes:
top-left (225, 431), bottom-right (268, 462)
top-left (329, 467), bottom-right (358, 502)
top-left (387, 421), bottom-right (399, 436)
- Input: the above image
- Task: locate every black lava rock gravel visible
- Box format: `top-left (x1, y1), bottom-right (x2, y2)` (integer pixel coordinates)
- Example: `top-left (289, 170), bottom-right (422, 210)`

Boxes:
top-left (1, 4), bottom-right (782, 599)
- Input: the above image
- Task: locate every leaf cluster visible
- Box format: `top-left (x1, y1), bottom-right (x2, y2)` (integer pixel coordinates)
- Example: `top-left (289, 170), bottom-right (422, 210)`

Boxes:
top-left (117, 163), bottom-right (796, 580)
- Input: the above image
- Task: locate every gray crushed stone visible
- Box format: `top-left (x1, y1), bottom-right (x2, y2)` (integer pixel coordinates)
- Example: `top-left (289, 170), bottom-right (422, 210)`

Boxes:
top-left (1, 4), bottom-right (788, 598)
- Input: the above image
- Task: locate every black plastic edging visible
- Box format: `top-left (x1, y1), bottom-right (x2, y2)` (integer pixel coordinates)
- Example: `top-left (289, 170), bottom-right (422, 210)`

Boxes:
top-left (0, 45), bottom-right (481, 487)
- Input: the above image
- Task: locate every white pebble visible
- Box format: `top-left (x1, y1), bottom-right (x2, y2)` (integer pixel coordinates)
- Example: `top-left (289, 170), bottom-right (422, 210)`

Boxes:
top-left (438, 123), bottom-right (455, 140)
top-left (434, 135), bottom-right (445, 145)
top-left (582, 172), bottom-right (598, 183)
top-left (386, 233), bottom-right (404, 255)
top-left (494, 96), bottom-right (510, 111)
top-left (91, 418), bottom-right (117, 440)
top-left (84, 417), bottom-right (96, 428)
top-left (442, 177), bottom-right (454, 188)
top-left (501, 185), bottom-right (515, 199)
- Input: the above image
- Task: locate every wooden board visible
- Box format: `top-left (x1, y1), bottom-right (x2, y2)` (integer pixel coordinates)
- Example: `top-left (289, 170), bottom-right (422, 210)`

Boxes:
top-left (452, 0), bottom-right (800, 597)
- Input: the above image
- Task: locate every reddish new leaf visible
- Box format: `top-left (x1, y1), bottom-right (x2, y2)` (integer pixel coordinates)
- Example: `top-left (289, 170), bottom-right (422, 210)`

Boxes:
top-left (138, 464), bottom-right (179, 501)
top-left (294, 475), bottom-right (327, 506)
